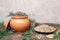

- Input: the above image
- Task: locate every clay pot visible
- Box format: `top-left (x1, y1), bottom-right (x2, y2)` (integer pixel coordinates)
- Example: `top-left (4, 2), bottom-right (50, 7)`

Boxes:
top-left (10, 16), bottom-right (30, 33)
top-left (4, 21), bottom-right (9, 29)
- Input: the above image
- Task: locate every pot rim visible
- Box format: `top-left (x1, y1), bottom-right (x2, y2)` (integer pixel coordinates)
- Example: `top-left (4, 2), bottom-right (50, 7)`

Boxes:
top-left (11, 16), bottom-right (28, 19)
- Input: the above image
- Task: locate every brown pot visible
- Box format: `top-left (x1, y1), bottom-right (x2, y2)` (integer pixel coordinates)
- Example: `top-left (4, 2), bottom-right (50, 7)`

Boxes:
top-left (10, 16), bottom-right (30, 33)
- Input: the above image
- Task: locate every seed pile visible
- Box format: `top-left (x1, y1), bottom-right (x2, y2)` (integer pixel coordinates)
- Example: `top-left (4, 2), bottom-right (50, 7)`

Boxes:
top-left (34, 24), bottom-right (56, 32)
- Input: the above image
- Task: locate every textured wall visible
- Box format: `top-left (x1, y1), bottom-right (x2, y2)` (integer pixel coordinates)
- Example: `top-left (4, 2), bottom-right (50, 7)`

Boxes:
top-left (0, 0), bottom-right (60, 23)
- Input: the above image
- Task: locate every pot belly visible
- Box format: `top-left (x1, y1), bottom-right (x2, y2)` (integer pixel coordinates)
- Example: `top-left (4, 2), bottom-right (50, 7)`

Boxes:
top-left (10, 19), bottom-right (30, 32)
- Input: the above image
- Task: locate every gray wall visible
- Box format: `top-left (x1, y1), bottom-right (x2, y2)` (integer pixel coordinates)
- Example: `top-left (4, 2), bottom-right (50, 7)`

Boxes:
top-left (0, 0), bottom-right (60, 23)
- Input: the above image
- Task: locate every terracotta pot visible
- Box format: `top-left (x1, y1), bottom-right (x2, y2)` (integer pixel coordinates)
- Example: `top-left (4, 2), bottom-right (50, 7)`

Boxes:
top-left (4, 21), bottom-right (9, 29)
top-left (10, 16), bottom-right (30, 33)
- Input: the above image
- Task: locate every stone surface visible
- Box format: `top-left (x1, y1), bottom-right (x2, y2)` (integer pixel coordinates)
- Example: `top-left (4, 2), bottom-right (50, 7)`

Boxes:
top-left (1, 23), bottom-right (60, 40)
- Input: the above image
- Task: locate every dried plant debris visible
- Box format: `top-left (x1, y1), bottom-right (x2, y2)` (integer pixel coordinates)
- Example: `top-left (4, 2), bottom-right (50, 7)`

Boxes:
top-left (46, 34), bottom-right (54, 38)
top-left (35, 34), bottom-right (45, 39)
top-left (8, 11), bottom-right (28, 17)
top-left (31, 33), bottom-right (45, 39)
top-left (14, 11), bottom-right (28, 16)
